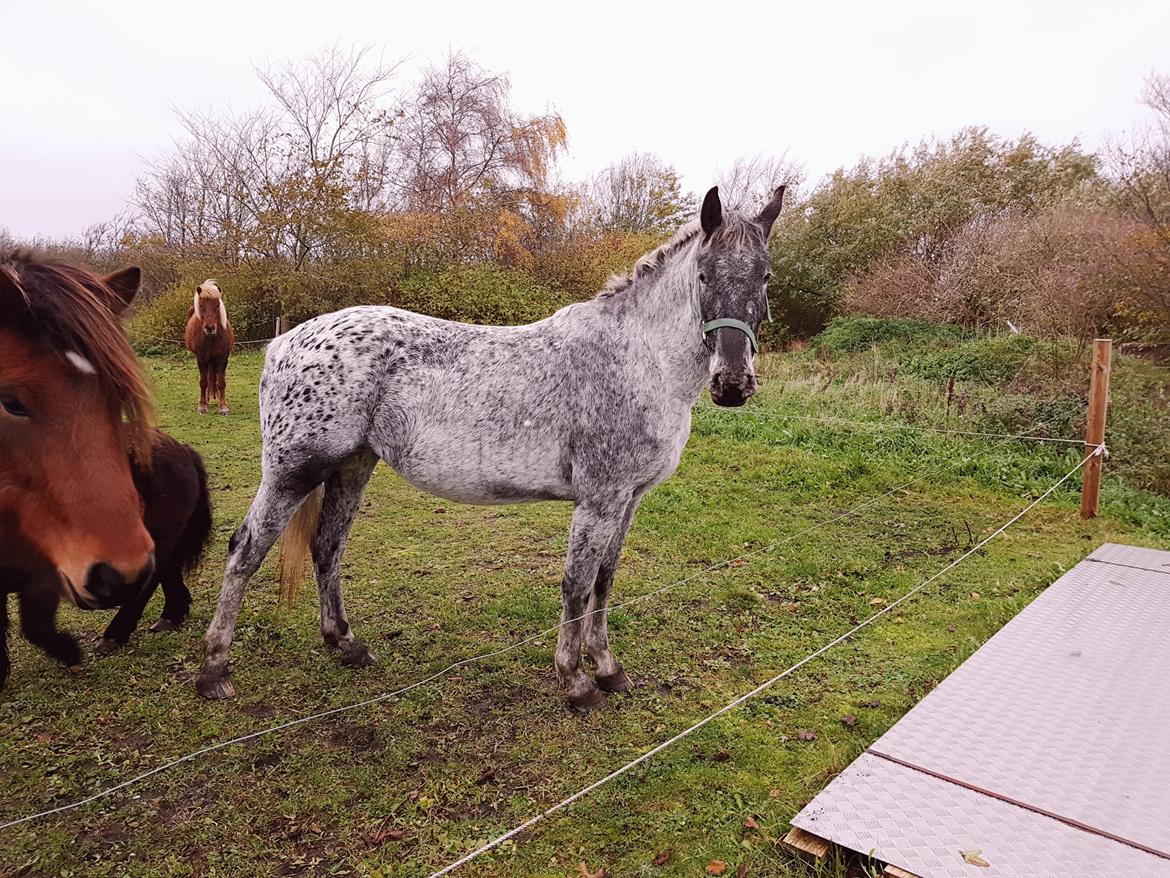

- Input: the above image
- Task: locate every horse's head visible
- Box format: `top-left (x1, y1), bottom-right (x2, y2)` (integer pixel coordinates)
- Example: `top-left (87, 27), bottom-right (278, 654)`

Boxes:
top-left (193, 280), bottom-right (227, 337)
top-left (0, 255), bottom-right (156, 609)
top-left (697, 185), bottom-right (785, 407)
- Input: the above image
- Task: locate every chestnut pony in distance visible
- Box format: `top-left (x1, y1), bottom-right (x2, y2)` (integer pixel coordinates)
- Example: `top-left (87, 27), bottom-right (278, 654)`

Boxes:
top-left (185, 279), bottom-right (235, 415)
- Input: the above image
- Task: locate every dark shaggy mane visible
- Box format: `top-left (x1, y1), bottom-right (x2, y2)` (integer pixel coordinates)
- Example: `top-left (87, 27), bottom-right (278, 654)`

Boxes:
top-left (0, 251), bottom-right (155, 447)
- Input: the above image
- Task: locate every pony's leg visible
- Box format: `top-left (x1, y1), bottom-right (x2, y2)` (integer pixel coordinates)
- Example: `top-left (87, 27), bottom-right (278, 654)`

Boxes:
top-left (556, 497), bottom-right (628, 712)
top-left (584, 494), bottom-right (641, 692)
top-left (96, 576), bottom-right (161, 654)
top-left (152, 562), bottom-right (192, 631)
top-left (18, 586), bottom-right (81, 668)
top-left (197, 362), bottom-right (209, 414)
top-left (215, 358), bottom-right (229, 415)
top-left (1, 595), bottom-right (10, 688)
top-left (312, 449), bottom-right (379, 667)
top-left (198, 477), bottom-right (315, 699)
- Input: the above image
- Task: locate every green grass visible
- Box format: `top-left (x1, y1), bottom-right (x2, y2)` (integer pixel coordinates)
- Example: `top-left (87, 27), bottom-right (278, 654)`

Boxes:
top-left (1, 341), bottom-right (1168, 878)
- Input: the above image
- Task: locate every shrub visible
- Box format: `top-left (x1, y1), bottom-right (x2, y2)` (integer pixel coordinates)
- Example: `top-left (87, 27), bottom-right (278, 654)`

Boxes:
top-left (390, 265), bottom-right (573, 325)
top-left (902, 335), bottom-right (1037, 384)
top-left (813, 316), bottom-right (968, 356)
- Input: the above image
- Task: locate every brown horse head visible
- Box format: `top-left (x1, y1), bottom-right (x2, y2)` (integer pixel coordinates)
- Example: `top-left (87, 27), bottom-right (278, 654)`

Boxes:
top-left (0, 253), bottom-right (156, 609)
top-left (193, 280), bottom-right (228, 337)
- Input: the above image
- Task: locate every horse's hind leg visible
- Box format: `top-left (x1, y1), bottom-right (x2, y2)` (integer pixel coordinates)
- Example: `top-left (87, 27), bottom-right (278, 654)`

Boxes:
top-left (198, 476), bottom-right (316, 699)
top-left (584, 494), bottom-right (641, 693)
top-left (556, 497), bottom-right (628, 712)
top-left (18, 586), bottom-right (81, 669)
top-left (313, 449), bottom-right (379, 667)
top-left (1, 595), bottom-right (10, 687)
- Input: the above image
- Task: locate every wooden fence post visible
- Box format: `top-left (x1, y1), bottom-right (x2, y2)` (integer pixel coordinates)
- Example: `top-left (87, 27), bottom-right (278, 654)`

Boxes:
top-left (1080, 338), bottom-right (1112, 520)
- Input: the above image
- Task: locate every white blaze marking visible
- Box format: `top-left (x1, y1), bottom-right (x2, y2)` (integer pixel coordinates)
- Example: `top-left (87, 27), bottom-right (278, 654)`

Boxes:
top-left (65, 351), bottom-right (96, 375)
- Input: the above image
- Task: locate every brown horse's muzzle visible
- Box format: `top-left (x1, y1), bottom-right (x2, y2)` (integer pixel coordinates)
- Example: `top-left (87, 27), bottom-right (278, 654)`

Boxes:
top-left (203, 325), bottom-right (217, 336)
top-left (78, 554), bottom-right (155, 609)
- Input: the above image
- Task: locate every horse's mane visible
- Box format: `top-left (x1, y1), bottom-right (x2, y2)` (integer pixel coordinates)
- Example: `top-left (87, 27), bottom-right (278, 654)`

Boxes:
top-left (197, 279), bottom-right (222, 299)
top-left (598, 211), bottom-right (765, 299)
top-left (0, 251), bottom-right (155, 447)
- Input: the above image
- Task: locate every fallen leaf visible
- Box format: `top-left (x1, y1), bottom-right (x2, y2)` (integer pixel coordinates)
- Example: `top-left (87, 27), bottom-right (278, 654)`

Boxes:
top-left (579, 862), bottom-right (604, 878)
top-left (841, 714), bottom-right (858, 728)
top-left (737, 866), bottom-right (746, 878)
top-left (864, 699), bottom-right (882, 709)
top-left (960, 849), bottom-right (990, 867)
top-left (706, 861), bottom-right (727, 875)
top-left (652, 850), bottom-right (673, 866)
top-left (768, 788), bottom-right (781, 798)
top-left (743, 816), bottom-right (760, 830)
top-left (711, 749), bottom-right (731, 763)
top-left (869, 597), bottom-right (886, 606)
top-left (796, 729), bottom-right (817, 741)
top-left (729, 558), bottom-right (749, 568)
top-left (433, 506), bottom-right (446, 514)
top-left (474, 767), bottom-right (497, 785)
top-left (971, 591), bottom-right (981, 601)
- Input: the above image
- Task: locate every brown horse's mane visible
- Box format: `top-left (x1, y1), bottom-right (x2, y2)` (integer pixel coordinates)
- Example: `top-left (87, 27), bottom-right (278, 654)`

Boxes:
top-left (0, 251), bottom-right (155, 448)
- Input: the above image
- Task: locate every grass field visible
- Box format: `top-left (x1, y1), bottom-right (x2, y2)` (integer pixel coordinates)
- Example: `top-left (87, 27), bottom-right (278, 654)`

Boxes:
top-left (2, 338), bottom-right (1168, 878)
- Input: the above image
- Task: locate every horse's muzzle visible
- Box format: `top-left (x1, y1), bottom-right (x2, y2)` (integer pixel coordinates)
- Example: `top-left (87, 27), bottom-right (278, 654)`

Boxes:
top-left (709, 370), bottom-right (758, 407)
top-left (80, 555), bottom-right (155, 609)
top-left (203, 326), bottom-right (217, 336)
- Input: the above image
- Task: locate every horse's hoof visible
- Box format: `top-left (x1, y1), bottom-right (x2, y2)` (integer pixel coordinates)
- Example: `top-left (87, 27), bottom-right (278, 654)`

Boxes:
top-left (198, 406), bottom-right (208, 415)
top-left (197, 674), bottom-right (236, 700)
top-left (568, 685), bottom-right (607, 714)
top-left (596, 669), bottom-right (632, 693)
top-left (149, 618), bottom-right (179, 633)
top-left (340, 641), bottom-right (377, 668)
top-left (95, 638), bottom-right (123, 656)
top-left (219, 408), bottom-right (229, 416)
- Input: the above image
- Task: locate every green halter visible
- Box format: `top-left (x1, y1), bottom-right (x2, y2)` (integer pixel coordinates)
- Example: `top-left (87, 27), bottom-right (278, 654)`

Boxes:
top-left (701, 296), bottom-right (773, 355)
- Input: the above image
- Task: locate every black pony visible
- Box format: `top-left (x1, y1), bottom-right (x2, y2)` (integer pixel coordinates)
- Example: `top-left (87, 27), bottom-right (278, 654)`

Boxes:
top-left (1, 430), bottom-right (213, 686)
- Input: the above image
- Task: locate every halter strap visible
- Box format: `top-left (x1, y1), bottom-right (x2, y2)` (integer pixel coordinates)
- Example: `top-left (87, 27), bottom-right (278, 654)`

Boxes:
top-left (701, 318), bottom-right (759, 354)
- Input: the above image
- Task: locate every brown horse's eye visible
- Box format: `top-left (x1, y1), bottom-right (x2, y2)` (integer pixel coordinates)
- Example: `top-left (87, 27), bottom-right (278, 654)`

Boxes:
top-left (1, 395), bottom-right (29, 418)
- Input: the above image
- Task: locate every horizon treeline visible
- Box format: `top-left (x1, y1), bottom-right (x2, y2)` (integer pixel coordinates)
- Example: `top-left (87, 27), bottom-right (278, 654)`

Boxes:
top-left (3, 46), bottom-right (1167, 349)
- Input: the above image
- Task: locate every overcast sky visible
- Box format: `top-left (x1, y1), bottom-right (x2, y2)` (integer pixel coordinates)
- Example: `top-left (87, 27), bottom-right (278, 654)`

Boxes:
top-left (2, 0), bottom-right (1167, 239)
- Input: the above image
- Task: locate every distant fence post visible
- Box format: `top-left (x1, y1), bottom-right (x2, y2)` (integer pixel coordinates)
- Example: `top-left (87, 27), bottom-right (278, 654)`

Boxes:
top-left (1080, 338), bottom-right (1112, 520)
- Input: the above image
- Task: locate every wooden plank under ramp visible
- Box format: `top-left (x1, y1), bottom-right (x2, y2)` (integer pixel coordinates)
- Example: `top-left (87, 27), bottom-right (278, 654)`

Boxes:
top-left (786, 543), bottom-right (1170, 877)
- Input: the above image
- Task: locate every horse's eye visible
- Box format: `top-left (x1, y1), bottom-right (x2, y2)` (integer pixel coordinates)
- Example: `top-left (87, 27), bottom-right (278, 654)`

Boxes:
top-left (698, 272), bottom-right (707, 284)
top-left (764, 271), bottom-right (773, 282)
top-left (1, 395), bottom-right (29, 418)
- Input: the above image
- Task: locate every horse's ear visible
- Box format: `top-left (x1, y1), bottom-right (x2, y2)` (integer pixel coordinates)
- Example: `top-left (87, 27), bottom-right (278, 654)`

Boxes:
top-left (700, 186), bottom-right (723, 238)
top-left (754, 185), bottom-right (786, 236)
top-left (101, 266), bottom-right (142, 314)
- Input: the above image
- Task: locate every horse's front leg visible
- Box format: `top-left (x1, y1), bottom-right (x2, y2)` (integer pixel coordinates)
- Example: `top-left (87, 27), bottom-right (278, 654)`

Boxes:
top-left (197, 362), bottom-right (209, 414)
top-left (556, 498), bottom-right (627, 712)
top-left (584, 494), bottom-right (641, 693)
top-left (215, 358), bottom-right (229, 416)
top-left (18, 586), bottom-right (81, 669)
top-left (312, 450), bottom-right (378, 667)
top-left (97, 577), bottom-right (160, 654)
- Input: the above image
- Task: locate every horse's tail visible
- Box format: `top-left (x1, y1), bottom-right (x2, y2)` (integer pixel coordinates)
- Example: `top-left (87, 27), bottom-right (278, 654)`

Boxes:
top-left (278, 485), bottom-right (323, 607)
top-left (177, 448), bottom-right (214, 577)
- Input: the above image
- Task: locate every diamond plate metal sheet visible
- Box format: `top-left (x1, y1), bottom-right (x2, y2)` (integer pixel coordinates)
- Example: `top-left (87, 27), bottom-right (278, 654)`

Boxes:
top-left (791, 543), bottom-right (1170, 876)
top-left (793, 753), bottom-right (1170, 878)
top-left (1088, 542), bottom-right (1170, 574)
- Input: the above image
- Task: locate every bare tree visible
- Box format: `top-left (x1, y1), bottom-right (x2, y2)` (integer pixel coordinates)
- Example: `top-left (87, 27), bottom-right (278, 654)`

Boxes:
top-left (393, 51), bottom-right (566, 213)
top-left (716, 152), bottom-right (805, 211)
top-left (585, 152), bottom-right (694, 235)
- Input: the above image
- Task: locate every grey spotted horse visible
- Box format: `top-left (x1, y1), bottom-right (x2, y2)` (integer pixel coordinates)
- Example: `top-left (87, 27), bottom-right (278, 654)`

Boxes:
top-left (198, 185), bottom-right (785, 711)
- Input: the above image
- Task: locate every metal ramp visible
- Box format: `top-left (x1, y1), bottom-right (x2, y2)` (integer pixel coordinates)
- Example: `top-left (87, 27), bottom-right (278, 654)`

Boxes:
top-left (787, 543), bottom-right (1170, 877)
